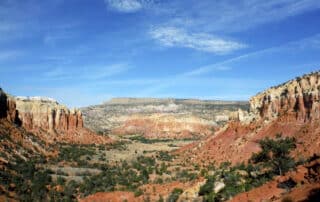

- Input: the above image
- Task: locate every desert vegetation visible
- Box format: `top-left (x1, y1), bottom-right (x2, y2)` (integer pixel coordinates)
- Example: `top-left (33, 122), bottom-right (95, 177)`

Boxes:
top-left (1, 133), bottom-right (307, 202)
top-left (198, 135), bottom-right (298, 201)
top-left (0, 132), bottom-right (203, 201)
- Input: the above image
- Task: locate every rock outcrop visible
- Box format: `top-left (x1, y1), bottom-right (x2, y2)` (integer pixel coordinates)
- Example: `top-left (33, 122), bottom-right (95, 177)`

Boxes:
top-left (179, 71), bottom-right (320, 166)
top-left (0, 89), bottom-right (56, 157)
top-left (0, 88), bottom-right (18, 123)
top-left (250, 71), bottom-right (320, 122)
top-left (11, 96), bottom-right (111, 145)
top-left (1, 89), bottom-right (111, 145)
top-left (112, 114), bottom-right (217, 139)
top-left (15, 96), bottom-right (84, 132)
top-left (82, 98), bottom-right (249, 139)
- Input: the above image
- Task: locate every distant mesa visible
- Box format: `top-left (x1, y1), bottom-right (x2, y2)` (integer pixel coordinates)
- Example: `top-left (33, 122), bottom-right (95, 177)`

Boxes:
top-left (105, 97), bottom-right (248, 105)
top-left (82, 97), bottom-right (249, 139)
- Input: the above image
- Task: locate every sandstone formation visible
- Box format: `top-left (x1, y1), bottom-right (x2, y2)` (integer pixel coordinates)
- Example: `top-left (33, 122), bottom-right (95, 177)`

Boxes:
top-left (15, 96), bottom-right (84, 132)
top-left (12, 96), bottom-right (111, 145)
top-left (250, 71), bottom-right (320, 122)
top-left (0, 88), bottom-right (18, 123)
top-left (179, 71), bottom-right (320, 165)
top-left (81, 98), bottom-right (249, 139)
top-left (0, 89), bottom-right (60, 200)
top-left (0, 89), bottom-right (58, 168)
top-left (1, 88), bottom-right (111, 145)
top-left (112, 114), bottom-right (216, 139)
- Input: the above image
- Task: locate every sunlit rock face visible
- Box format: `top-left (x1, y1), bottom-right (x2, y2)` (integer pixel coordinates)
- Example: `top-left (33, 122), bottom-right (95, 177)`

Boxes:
top-left (178, 71), bottom-right (320, 166)
top-left (250, 72), bottom-right (320, 122)
top-left (111, 114), bottom-right (217, 139)
top-left (14, 96), bottom-right (84, 132)
top-left (11, 96), bottom-right (111, 145)
top-left (81, 98), bottom-right (249, 139)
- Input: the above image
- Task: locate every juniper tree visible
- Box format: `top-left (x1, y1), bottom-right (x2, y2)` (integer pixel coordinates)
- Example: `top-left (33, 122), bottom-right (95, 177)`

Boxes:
top-left (250, 135), bottom-right (296, 176)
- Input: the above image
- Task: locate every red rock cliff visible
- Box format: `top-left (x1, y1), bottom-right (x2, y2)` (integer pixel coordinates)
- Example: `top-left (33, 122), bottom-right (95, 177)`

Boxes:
top-left (179, 71), bottom-right (320, 166)
top-left (14, 96), bottom-right (84, 132)
top-left (250, 72), bottom-right (320, 122)
top-left (12, 96), bottom-right (111, 145)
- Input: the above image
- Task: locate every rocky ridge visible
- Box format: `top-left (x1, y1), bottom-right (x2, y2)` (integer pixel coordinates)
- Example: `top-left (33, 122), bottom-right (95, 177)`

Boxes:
top-left (82, 98), bottom-right (249, 139)
top-left (1, 88), bottom-right (111, 145)
top-left (0, 89), bottom-right (58, 196)
top-left (112, 114), bottom-right (216, 139)
top-left (13, 96), bottom-right (111, 145)
top-left (15, 96), bottom-right (84, 132)
top-left (250, 71), bottom-right (320, 122)
top-left (179, 71), bottom-right (320, 165)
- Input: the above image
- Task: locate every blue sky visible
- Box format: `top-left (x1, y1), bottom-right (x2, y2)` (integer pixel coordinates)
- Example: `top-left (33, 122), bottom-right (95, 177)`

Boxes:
top-left (0, 0), bottom-right (320, 107)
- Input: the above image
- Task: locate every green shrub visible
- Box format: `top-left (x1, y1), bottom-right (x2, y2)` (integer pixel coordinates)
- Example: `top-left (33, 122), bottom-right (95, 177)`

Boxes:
top-left (199, 135), bottom-right (298, 201)
top-left (250, 135), bottom-right (296, 175)
top-left (199, 176), bottom-right (215, 196)
top-left (134, 189), bottom-right (143, 197)
top-left (168, 188), bottom-right (183, 202)
top-left (157, 151), bottom-right (173, 161)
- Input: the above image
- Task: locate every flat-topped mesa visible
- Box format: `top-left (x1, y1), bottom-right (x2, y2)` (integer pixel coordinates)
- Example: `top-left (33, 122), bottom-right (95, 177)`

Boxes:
top-left (14, 96), bottom-right (84, 132)
top-left (250, 71), bottom-right (320, 122)
top-left (105, 97), bottom-right (248, 105)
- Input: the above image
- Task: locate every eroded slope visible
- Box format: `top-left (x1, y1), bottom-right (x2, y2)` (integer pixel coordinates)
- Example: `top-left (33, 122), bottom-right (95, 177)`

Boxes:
top-left (82, 98), bottom-right (249, 139)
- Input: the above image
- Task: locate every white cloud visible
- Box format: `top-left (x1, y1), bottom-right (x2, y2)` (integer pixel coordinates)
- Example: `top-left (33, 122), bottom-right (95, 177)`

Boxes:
top-left (183, 33), bottom-right (320, 77)
top-left (149, 27), bottom-right (246, 54)
top-left (154, 0), bottom-right (320, 33)
top-left (138, 33), bottom-right (320, 96)
top-left (105, 0), bottom-right (144, 13)
top-left (184, 66), bottom-right (232, 77)
top-left (42, 63), bottom-right (132, 80)
top-left (84, 63), bottom-right (131, 79)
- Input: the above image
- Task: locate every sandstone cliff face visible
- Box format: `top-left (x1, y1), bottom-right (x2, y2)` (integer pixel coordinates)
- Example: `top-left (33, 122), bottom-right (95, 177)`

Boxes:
top-left (15, 96), bottom-right (83, 132)
top-left (250, 72), bottom-right (320, 122)
top-left (112, 114), bottom-right (216, 139)
top-left (82, 98), bottom-right (249, 139)
top-left (0, 89), bottom-right (58, 160)
top-left (179, 71), bottom-right (320, 166)
top-left (11, 96), bottom-right (111, 144)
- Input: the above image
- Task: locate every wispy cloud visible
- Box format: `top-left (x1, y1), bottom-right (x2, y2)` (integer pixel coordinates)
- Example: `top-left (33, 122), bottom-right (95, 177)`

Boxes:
top-left (149, 27), bottom-right (246, 54)
top-left (138, 33), bottom-right (320, 96)
top-left (42, 63), bottom-right (132, 81)
top-left (153, 0), bottom-right (320, 33)
top-left (184, 66), bottom-right (232, 77)
top-left (183, 33), bottom-right (320, 77)
top-left (84, 63), bottom-right (131, 79)
top-left (105, 0), bottom-right (152, 13)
